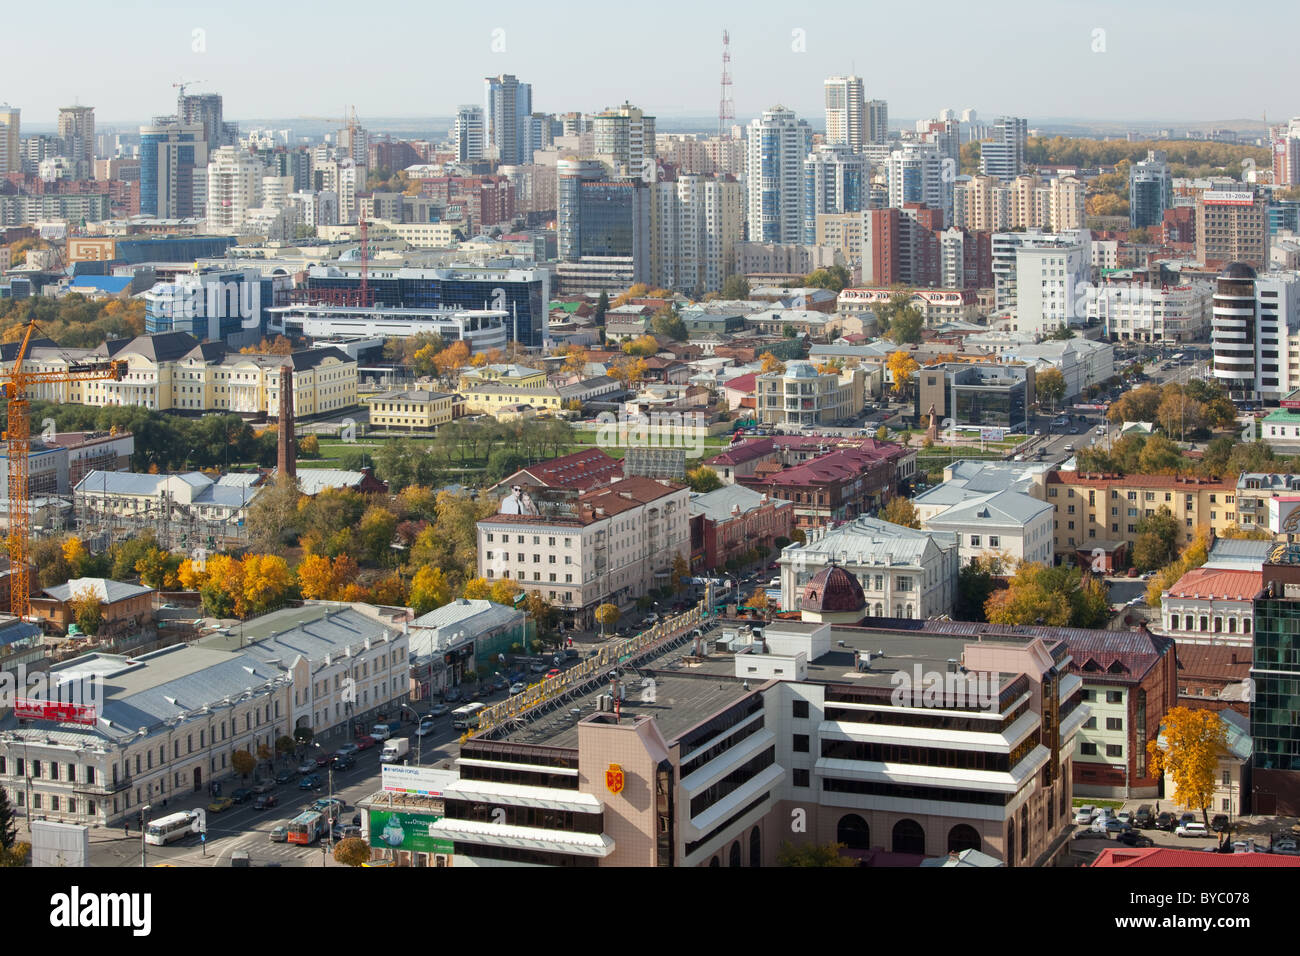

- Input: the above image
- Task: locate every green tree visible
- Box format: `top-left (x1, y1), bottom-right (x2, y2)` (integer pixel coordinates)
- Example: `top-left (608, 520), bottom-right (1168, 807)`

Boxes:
top-left (686, 465), bottom-right (723, 493)
top-left (650, 307), bottom-right (688, 341)
top-left (245, 474), bottom-right (301, 553)
top-left (275, 735), bottom-right (297, 758)
top-left (884, 307), bottom-right (924, 345)
top-left (0, 787), bottom-right (16, 851)
top-left (720, 275), bottom-right (751, 300)
top-left (776, 841), bottom-right (856, 867)
top-left (1036, 368), bottom-right (1067, 411)
top-left (804, 265), bottom-right (851, 293)
top-left (594, 290), bottom-right (609, 327)
top-left (357, 505), bottom-right (398, 565)
top-left (1132, 506), bottom-right (1180, 571)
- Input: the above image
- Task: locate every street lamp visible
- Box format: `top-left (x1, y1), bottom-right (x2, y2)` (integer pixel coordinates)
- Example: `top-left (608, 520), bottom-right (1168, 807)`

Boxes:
top-left (312, 743), bottom-right (335, 855)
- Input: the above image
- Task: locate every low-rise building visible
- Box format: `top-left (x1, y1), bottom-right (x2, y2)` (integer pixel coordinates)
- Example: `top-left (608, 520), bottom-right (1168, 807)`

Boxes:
top-left (406, 599), bottom-right (532, 697)
top-left (737, 446), bottom-right (902, 530)
top-left (779, 515), bottom-right (959, 619)
top-left (73, 470), bottom-right (261, 546)
top-left (364, 388), bottom-right (457, 432)
top-left (754, 361), bottom-right (865, 428)
top-left (688, 484), bottom-right (795, 571)
top-left (30, 577), bottom-right (155, 639)
top-left (1159, 567), bottom-right (1261, 646)
top-left (912, 362), bottom-right (1035, 432)
top-left (921, 488), bottom-right (1055, 567)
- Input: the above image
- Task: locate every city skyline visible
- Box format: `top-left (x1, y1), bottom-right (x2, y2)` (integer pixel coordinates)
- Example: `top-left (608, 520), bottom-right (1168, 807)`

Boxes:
top-left (4, 0), bottom-right (1299, 127)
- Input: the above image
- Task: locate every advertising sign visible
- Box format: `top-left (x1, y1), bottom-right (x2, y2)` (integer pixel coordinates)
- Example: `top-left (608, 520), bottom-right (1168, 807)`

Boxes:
top-left (979, 427), bottom-right (1006, 441)
top-left (1269, 496), bottom-right (1300, 535)
top-left (381, 764), bottom-right (458, 796)
top-left (14, 699), bottom-right (97, 725)
top-left (367, 809), bottom-right (454, 855)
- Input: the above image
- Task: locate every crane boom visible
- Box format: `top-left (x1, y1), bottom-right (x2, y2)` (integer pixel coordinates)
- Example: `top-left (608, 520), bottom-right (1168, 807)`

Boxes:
top-left (3, 322), bottom-right (125, 620)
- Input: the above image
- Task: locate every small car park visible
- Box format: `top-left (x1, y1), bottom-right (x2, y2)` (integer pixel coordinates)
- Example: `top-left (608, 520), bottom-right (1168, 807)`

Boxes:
top-left (1176, 822), bottom-right (1209, 838)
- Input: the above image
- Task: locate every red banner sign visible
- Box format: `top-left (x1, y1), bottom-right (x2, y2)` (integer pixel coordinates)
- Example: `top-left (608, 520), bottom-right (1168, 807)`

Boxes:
top-left (14, 699), bottom-right (97, 725)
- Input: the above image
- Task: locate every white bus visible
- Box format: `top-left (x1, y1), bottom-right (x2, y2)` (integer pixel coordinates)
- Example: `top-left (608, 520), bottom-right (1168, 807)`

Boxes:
top-left (451, 702), bottom-right (486, 730)
top-left (144, 811), bottom-right (198, 846)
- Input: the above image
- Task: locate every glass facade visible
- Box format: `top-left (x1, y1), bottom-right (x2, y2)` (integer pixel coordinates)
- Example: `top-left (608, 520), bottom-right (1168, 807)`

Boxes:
top-left (1252, 596), bottom-right (1300, 771)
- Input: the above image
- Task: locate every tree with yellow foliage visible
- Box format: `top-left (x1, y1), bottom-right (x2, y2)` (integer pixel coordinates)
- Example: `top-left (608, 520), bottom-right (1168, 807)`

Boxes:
top-left (489, 578), bottom-right (522, 606)
top-left (621, 334), bottom-right (660, 358)
top-left (610, 356), bottom-right (648, 387)
top-left (887, 351), bottom-right (919, 398)
top-left (1147, 707), bottom-right (1228, 824)
top-left (369, 573), bottom-right (409, 607)
top-left (612, 283), bottom-right (650, 308)
top-left (462, 577), bottom-right (492, 600)
top-left (296, 553), bottom-right (341, 600)
top-left (62, 536), bottom-right (92, 578)
top-left (759, 352), bottom-right (785, 375)
top-left (432, 341), bottom-right (471, 382)
top-left (1146, 527), bottom-right (1211, 607)
top-left (410, 565), bottom-right (452, 615)
top-left (240, 554), bottom-right (293, 616)
top-left (561, 345), bottom-right (589, 377)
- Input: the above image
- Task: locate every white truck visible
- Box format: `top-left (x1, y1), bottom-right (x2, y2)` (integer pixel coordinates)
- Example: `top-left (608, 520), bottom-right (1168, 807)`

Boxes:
top-left (380, 737), bottom-right (409, 764)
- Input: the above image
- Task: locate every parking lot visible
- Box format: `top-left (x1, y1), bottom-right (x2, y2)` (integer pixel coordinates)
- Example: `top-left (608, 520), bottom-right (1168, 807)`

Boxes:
top-left (1066, 798), bottom-right (1300, 864)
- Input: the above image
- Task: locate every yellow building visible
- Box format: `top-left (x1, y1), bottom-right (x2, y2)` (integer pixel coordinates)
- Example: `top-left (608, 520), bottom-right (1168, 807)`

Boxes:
top-left (1046, 470), bottom-right (1240, 557)
top-left (463, 383), bottom-right (563, 415)
top-left (5, 332), bottom-right (357, 418)
top-left (365, 388), bottom-right (457, 431)
top-left (458, 363), bottom-right (547, 391)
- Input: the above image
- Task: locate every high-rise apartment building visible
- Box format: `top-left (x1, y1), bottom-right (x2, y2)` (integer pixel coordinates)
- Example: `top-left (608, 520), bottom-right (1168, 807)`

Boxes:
top-left (650, 173), bottom-right (745, 296)
top-left (823, 75), bottom-right (865, 152)
top-left (556, 158), bottom-right (650, 293)
top-left (206, 145), bottom-right (264, 233)
top-left (1270, 118), bottom-right (1300, 188)
top-left (979, 116), bottom-right (1028, 181)
top-left (1196, 190), bottom-right (1268, 270)
top-left (592, 103), bottom-right (656, 180)
top-left (178, 93), bottom-right (237, 149)
top-left (1129, 150), bottom-right (1172, 229)
top-left (745, 107), bottom-right (812, 244)
top-left (485, 74), bottom-right (532, 166)
top-left (866, 99), bottom-right (889, 145)
top-left (887, 143), bottom-right (952, 226)
top-left (0, 104), bottom-right (20, 173)
top-left (956, 173), bottom-right (1084, 234)
top-left (803, 144), bottom-right (869, 244)
top-left (56, 105), bottom-right (95, 179)
top-left (454, 105), bottom-right (485, 162)
top-left (139, 120), bottom-right (210, 218)
top-left (861, 205), bottom-right (943, 288)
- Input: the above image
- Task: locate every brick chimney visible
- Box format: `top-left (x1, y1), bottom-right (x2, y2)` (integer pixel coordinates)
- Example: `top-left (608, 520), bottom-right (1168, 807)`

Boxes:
top-left (278, 364), bottom-right (296, 479)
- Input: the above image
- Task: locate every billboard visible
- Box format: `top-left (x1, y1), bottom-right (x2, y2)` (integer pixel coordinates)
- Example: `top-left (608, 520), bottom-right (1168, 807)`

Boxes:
top-left (980, 427), bottom-right (1007, 441)
top-left (1269, 496), bottom-right (1300, 535)
top-left (381, 764), bottom-right (458, 796)
top-left (368, 809), bottom-right (454, 855)
top-left (67, 237), bottom-right (117, 263)
top-left (14, 699), bottom-right (97, 725)
top-left (1202, 190), bottom-right (1256, 206)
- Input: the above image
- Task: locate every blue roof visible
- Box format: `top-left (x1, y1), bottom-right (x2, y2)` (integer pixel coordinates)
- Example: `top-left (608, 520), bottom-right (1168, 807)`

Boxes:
top-left (68, 275), bottom-right (133, 294)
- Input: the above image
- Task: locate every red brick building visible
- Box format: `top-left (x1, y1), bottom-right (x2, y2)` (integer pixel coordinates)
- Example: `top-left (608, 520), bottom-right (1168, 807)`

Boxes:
top-left (736, 445), bottom-right (905, 529)
top-left (1175, 644), bottom-right (1252, 718)
top-left (689, 484), bottom-right (795, 571)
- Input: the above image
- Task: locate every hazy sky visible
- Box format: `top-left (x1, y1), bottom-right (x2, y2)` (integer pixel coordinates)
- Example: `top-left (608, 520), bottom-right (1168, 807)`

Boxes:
top-left (5, 0), bottom-right (1298, 128)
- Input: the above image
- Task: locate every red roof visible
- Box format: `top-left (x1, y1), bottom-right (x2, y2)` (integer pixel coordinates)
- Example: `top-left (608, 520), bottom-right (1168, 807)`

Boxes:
top-left (1063, 629), bottom-right (1174, 685)
top-left (1093, 847), bottom-right (1300, 867)
top-left (1049, 471), bottom-right (1235, 491)
top-left (1176, 644), bottom-right (1252, 680)
top-left (751, 448), bottom-right (884, 487)
top-left (513, 448), bottom-right (624, 491)
top-left (704, 438), bottom-right (776, 467)
top-left (722, 373), bottom-right (757, 394)
top-left (1166, 567), bottom-right (1262, 602)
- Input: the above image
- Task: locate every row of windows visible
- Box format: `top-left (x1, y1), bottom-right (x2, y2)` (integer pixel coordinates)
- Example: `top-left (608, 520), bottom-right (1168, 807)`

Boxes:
top-left (821, 735), bottom-right (1038, 773)
top-left (687, 747), bottom-right (776, 818)
top-left (443, 799), bottom-right (604, 834)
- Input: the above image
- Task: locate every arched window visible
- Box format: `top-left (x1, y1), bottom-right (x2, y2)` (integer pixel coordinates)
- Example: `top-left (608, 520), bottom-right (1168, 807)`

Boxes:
top-left (947, 824), bottom-right (982, 854)
top-left (891, 818), bottom-right (925, 855)
top-left (709, 856), bottom-right (720, 867)
top-left (1006, 819), bottom-right (1016, 868)
top-left (837, 813), bottom-right (870, 850)
top-left (749, 827), bottom-right (761, 867)
top-left (729, 841), bottom-right (741, 867)
top-left (1020, 805), bottom-right (1029, 860)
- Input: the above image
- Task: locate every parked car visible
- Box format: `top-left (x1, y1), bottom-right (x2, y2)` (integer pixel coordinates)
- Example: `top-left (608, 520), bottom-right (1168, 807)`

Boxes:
top-left (1233, 840), bottom-right (1262, 853)
top-left (299, 774), bottom-right (322, 791)
top-left (510, 682), bottom-right (526, 695)
top-left (270, 825), bottom-right (288, 843)
top-left (231, 788), bottom-right (253, 803)
top-left (253, 794), bottom-right (279, 810)
top-left (529, 662), bottom-right (547, 673)
top-left (1092, 818), bottom-right (1129, 835)
top-left (1179, 812), bottom-right (1197, 827)
top-left (332, 754), bottom-right (356, 771)
top-left (1073, 808), bottom-right (1094, 825)
top-left (1155, 812), bottom-right (1177, 831)
top-left (208, 796), bottom-right (234, 813)
top-left (546, 668), bottom-right (561, 678)
top-left (354, 735), bottom-right (376, 751)
top-left (1134, 805), bottom-right (1154, 829)
top-left (1211, 814), bottom-right (1230, 832)
top-left (1117, 830), bottom-right (1154, 848)
top-left (1176, 822), bottom-right (1210, 838)
top-left (1272, 838), bottom-right (1299, 854)
top-left (334, 743), bottom-right (360, 759)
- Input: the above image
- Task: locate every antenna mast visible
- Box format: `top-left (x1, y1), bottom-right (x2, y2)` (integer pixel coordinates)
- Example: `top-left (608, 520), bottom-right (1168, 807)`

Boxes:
top-left (718, 30), bottom-right (734, 141)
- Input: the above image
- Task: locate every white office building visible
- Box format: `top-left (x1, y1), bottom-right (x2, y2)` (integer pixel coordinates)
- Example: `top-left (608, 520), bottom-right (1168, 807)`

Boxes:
top-left (921, 488), bottom-right (1055, 567)
top-left (824, 75), bottom-right (866, 152)
top-left (454, 105), bottom-right (486, 163)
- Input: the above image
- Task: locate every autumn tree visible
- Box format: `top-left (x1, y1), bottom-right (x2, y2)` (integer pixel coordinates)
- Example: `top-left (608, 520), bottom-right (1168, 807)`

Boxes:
top-left (1147, 707), bottom-right (1228, 824)
top-left (984, 562), bottom-right (1105, 628)
top-left (432, 341), bottom-right (471, 382)
top-left (622, 334), bottom-right (661, 358)
top-left (409, 565), bottom-right (452, 616)
top-left (1036, 367), bottom-right (1066, 411)
top-left (759, 352), bottom-right (785, 375)
top-left (69, 586), bottom-right (103, 636)
top-left (886, 351), bottom-right (919, 399)
top-left (231, 749), bottom-right (256, 782)
top-left (747, 588), bottom-right (771, 618)
top-left (610, 355), bottom-right (649, 387)
top-left (489, 578), bottom-right (521, 606)
top-left (241, 554), bottom-right (294, 616)
top-left (357, 505), bottom-right (398, 565)
top-left (1132, 506), bottom-right (1180, 572)
top-left (595, 603), bottom-right (620, 637)
top-left (333, 837), bottom-right (371, 867)
top-left (246, 474), bottom-right (301, 553)
top-left (1146, 527), bottom-right (1212, 607)
top-left (523, 592), bottom-right (558, 647)
top-left (880, 496), bottom-right (920, 529)
top-left (687, 466), bottom-right (722, 493)
top-left (462, 577), bottom-right (492, 600)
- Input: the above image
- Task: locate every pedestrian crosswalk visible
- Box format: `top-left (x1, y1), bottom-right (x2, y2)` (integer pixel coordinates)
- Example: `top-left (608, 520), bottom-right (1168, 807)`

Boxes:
top-left (223, 832), bottom-right (327, 865)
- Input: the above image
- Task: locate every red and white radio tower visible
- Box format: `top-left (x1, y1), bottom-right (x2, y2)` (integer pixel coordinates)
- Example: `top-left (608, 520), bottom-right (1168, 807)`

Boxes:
top-left (718, 29), bottom-right (734, 140)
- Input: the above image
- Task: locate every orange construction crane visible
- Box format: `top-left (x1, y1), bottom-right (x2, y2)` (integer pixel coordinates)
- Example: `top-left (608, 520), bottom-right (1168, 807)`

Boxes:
top-left (3, 321), bottom-right (125, 620)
